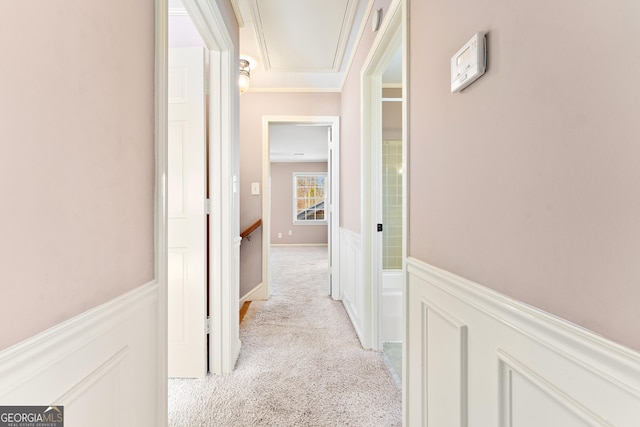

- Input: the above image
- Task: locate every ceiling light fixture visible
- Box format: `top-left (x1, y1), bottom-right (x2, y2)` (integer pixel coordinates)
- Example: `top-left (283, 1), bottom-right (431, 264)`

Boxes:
top-left (239, 59), bottom-right (251, 94)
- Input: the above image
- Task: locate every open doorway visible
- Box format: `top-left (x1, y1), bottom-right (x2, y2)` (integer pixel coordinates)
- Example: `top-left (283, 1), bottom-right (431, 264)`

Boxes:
top-left (361, 0), bottom-right (406, 384)
top-left (380, 83), bottom-right (404, 382)
top-left (259, 116), bottom-right (341, 302)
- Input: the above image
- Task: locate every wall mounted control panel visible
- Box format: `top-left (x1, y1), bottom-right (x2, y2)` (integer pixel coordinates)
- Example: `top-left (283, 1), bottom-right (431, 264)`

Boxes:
top-left (451, 32), bottom-right (486, 93)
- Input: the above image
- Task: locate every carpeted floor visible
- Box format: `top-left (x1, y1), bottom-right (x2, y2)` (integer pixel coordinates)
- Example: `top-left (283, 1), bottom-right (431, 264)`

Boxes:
top-left (168, 245), bottom-right (402, 426)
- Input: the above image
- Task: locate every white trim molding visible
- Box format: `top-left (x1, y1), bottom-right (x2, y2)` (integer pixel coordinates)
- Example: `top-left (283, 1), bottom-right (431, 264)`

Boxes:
top-left (262, 116), bottom-right (341, 303)
top-left (154, 0), bottom-right (169, 422)
top-left (0, 282), bottom-right (163, 426)
top-left (360, 0), bottom-right (405, 352)
top-left (240, 282), bottom-right (264, 305)
top-left (181, 0), bottom-right (241, 375)
top-left (405, 257), bottom-right (640, 426)
top-left (168, 7), bottom-right (188, 16)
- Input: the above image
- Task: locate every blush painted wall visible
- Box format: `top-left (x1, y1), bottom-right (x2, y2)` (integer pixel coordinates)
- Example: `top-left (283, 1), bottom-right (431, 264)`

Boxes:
top-left (409, 0), bottom-right (640, 351)
top-left (340, 0), bottom-right (393, 233)
top-left (270, 162), bottom-right (328, 245)
top-left (239, 92), bottom-right (340, 298)
top-left (216, 0), bottom-right (240, 46)
top-left (0, 0), bottom-right (155, 350)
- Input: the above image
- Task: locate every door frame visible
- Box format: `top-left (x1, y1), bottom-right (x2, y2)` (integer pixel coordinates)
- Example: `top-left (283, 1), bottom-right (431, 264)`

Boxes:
top-left (360, 0), bottom-right (406, 351)
top-left (154, 0), bottom-right (168, 421)
top-left (260, 116), bottom-right (341, 301)
top-left (161, 0), bottom-right (241, 378)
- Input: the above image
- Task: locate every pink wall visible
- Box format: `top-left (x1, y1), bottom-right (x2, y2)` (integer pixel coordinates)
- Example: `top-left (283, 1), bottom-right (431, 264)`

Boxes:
top-left (340, 0), bottom-right (393, 233)
top-left (409, 0), bottom-right (640, 350)
top-left (0, 0), bottom-right (155, 350)
top-left (239, 92), bottom-right (340, 297)
top-left (270, 162), bottom-right (328, 245)
top-left (216, 0), bottom-right (240, 47)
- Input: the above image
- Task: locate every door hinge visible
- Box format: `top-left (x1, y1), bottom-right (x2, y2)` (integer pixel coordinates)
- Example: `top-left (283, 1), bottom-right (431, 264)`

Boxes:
top-left (377, 223), bottom-right (383, 232)
top-left (205, 198), bottom-right (212, 215)
top-left (204, 79), bottom-right (210, 96)
top-left (206, 316), bottom-right (211, 334)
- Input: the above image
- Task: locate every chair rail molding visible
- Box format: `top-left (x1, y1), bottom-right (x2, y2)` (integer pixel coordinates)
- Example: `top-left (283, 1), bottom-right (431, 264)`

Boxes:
top-left (405, 256), bottom-right (640, 426)
top-left (0, 282), bottom-right (162, 426)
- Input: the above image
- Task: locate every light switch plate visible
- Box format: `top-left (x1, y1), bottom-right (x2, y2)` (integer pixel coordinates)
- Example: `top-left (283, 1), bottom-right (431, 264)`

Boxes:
top-left (251, 182), bottom-right (260, 195)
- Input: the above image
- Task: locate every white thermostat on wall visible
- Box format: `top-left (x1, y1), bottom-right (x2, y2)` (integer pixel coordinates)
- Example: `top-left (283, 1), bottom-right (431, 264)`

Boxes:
top-left (451, 32), bottom-right (486, 93)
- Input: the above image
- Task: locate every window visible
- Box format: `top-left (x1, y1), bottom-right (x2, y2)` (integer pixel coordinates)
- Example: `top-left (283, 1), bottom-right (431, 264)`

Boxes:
top-left (293, 173), bottom-right (327, 224)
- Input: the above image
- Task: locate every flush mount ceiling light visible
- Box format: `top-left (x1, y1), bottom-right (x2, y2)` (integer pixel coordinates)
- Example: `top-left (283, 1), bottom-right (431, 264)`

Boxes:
top-left (239, 58), bottom-right (251, 94)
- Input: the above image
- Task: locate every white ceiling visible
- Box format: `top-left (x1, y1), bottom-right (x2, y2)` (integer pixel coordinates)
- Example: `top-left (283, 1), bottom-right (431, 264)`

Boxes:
top-left (270, 124), bottom-right (330, 163)
top-left (170, 0), bottom-right (402, 91)
top-left (383, 48), bottom-right (403, 87)
top-left (234, 0), bottom-right (370, 92)
top-left (169, 0), bottom-right (403, 159)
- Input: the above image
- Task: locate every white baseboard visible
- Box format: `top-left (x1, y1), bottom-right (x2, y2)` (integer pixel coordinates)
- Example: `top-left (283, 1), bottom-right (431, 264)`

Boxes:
top-left (405, 257), bottom-right (640, 426)
top-left (0, 282), bottom-right (163, 427)
top-left (240, 282), bottom-right (265, 304)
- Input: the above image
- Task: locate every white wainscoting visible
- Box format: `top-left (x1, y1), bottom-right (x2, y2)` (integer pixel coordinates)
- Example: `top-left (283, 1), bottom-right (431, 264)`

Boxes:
top-left (0, 282), bottom-right (163, 427)
top-left (339, 228), bottom-right (364, 344)
top-left (406, 258), bottom-right (640, 426)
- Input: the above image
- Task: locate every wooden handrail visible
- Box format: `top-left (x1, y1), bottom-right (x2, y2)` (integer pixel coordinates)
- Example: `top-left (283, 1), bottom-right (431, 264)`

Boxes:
top-left (241, 219), bottom-right (262, 239)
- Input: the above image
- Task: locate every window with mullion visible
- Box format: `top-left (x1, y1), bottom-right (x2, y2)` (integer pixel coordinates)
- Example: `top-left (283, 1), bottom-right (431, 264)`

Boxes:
top-left (293, 173), bottom-right (327, 224)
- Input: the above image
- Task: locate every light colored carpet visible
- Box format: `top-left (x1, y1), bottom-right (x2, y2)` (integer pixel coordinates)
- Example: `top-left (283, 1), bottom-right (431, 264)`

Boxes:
top-left (168, 245), bottom-right (402, 426)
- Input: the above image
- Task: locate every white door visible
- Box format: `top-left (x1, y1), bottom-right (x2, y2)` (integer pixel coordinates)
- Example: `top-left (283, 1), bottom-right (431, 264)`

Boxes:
top-left (168, 47), bottom-right (207, 378)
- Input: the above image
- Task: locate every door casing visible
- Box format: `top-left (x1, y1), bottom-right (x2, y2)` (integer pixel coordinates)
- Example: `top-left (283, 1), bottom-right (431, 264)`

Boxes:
top-left (260, 116), bottom-right (341, 301)
top-left (161, 0), bottom-right (241, 378)
top-left (360, 0), bottom-right (407, 421)
top-left (361, 0), bottom-right (406, 351)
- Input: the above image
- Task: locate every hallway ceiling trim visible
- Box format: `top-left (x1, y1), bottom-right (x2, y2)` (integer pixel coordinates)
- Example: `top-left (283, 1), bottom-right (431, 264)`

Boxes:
top-left (248, 0), bottom-right (358, 73)
top-left (234, 0), bottom-right (371, 92)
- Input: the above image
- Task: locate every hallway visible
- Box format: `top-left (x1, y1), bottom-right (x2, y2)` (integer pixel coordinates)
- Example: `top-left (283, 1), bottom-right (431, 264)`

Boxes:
top-left (168, 246), bottom-right (401, 426)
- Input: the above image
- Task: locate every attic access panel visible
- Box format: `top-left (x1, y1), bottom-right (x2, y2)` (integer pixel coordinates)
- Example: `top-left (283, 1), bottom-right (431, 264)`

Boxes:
top-left (252, 0), bottom-right (356, 72)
